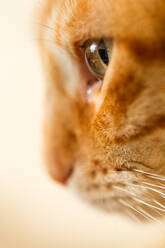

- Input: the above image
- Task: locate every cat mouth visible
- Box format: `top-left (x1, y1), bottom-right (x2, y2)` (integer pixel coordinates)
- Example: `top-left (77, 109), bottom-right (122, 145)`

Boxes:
top-left (69, 164), bottom-right (165, 222)
top-left (72, 183), bottom-right (165, 222)
top-left (70, 182), bottom-right (143, 220)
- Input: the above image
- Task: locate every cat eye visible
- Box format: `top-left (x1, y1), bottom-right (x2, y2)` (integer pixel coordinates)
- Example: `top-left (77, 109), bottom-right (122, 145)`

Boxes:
top-left (81, 38), bottom-right (113, 79)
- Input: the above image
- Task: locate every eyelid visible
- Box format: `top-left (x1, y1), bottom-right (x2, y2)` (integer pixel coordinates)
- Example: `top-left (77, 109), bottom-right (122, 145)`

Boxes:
top-left (78, 40), bottom-right (86, 48)
top-left (78, 39), bottom-right (99, 51)
top-left (77, 37), bottom-right (113, 49)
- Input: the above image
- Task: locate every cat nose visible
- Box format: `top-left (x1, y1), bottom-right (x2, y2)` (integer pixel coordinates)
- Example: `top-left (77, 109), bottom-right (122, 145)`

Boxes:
top-left (47, 164), bottom-right (73, 185)
top-left (58, 168), bottom-right (73, 185)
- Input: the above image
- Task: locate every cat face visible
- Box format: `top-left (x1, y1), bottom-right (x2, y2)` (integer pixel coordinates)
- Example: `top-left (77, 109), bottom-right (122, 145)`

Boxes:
top-left (38, 0), bottom-right (165, 221)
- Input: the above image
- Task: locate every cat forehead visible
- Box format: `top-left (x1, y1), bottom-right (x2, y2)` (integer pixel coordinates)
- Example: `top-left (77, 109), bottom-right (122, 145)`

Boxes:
top-left (44, 0), bottom-right (165, 45)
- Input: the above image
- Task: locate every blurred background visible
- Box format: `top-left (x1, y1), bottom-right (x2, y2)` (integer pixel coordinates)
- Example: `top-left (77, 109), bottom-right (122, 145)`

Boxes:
top-left (0, 1), bottom-right (163, 248)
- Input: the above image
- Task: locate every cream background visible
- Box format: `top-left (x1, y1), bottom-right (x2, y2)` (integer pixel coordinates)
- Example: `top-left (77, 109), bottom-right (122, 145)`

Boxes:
top-left (0, 1), bottom-right (165, 247)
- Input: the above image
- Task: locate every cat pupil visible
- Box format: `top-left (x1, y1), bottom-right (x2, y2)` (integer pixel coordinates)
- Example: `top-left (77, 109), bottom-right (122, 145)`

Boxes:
top-left (98, 39), bottom-right (109, 65)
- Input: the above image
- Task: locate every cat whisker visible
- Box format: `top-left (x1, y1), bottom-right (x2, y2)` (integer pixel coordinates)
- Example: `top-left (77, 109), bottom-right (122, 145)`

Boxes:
top-left (115, 185), bottom-right (165, 218)
top-left (158, 183), bottom-right (165, 187)
top-left (36, 23), bottom-right (56, 32)
top-left (154, 209), bottom-right (165, 216)
top-left (127, 183), bottom-right (165, 198)
top-left (153, 200), bottom-right (165, 209)
top-left (136, 206), bottom-right (160, 223)
top-left (133, 169), bottom-right (165, 181)
top-left (119, 194), bottom-right (164, 222)
top-left (124, 208), bottom-right (142, 223)
top-left (132, 197), bottom-right (165, 212)
top-left (128, 182), bottom-right (165, 209)
top-left (133, 169), bottom-right (164, 178)
top-left (119, 199), bottom-right (151, 221)
top-left (113, 185), bottom-right (137, 197)
top-left (142, 182), bottom-right (165, 190)
top-left (141, 185), bottom-right (165, 198)
top-left (147, 175), bottom-right (165, 181)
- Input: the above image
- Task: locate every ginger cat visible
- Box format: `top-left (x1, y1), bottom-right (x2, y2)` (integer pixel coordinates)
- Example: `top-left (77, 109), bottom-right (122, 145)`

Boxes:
top-left (37, 0), bottom-right (165, 226)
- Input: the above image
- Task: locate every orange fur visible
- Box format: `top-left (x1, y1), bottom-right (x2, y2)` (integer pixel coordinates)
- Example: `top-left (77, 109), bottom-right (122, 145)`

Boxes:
top-left (37, 0), bottom-right (165, 221)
